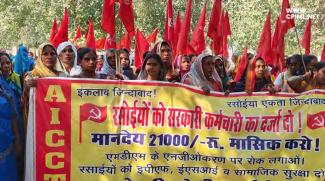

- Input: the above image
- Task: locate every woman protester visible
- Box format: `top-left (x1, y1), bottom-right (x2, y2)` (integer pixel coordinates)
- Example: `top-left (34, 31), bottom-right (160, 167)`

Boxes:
top-left (214, 56), bottom-right (236, 93)
top-left (74, 47), bottom-right (103, 79)
top-left (119, 48), bottom-right (135, 80)
top-left (56, 41), bottom-right (81, 76)
top-left (181, 53), bottom-right (223, 94)
top-left (137, 53), bottom-right (166, 81)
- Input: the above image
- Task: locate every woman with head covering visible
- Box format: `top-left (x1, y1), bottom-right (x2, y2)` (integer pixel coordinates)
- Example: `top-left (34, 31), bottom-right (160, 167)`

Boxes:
top-left (99, 48), bottom-right (128, 80)
top-left (137, 53), bottom-right (166, 81)
top-left (23, 43), bottom-right (64, 131)
top-left (13, 45), bottom-right (35, 77)
top-left (119, 48), bottom-right (135, 80)
top-left (181, 54), bottom-right (223, 94)
top-left (152, 41), bottom-right (180, 82)
top-left (234, 57), bottom-right (275, 93)
top-left (214, 56), bottom-right (236, 92)
top-left (0, 52), bottom-right (24, 141)
top-left (0, 83), bottom-right (21, 181)
top-left (175, 55), bottom-right (191, 80)
top-left (56, 41), bottom-right (81, 76)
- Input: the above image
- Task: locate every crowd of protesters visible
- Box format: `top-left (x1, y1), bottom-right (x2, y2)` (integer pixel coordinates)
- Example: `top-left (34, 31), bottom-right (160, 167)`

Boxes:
top-left (0, 40), bottom-right (325, 180)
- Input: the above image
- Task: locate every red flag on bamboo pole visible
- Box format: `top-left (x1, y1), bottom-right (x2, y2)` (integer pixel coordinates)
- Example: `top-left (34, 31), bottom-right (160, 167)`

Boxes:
top-left (118, 0), bottom-right (135, 35)
top-left (280, 0), bottom-right (295, 35)
top-left (174, 12), bottom-right (181, 50)
top-left (222, 11), bottom-right (232, 58)
top-left (234, 47), bottom-right (248, 82)
top-left (117, 32), bottom-right (131, 51)
top-left (52, 8), bottom-right (69, 47)
top-left (96, 37), bottom-right (106, 49)
top-left (256, 12), bottom-right (272, 65)
top-left (207, 0), bottom-right (221, 40)
top-left (176, 0), bottom-right (192, 55)
top-left (164, 0), bottom-right (174, 47)
top-left (190, 2), bottom-right (206, 54)
top-left (86, 19), bottom-right (96, 51)
top-left (72, 25), bottom-right (82, 43)
top-left (147, 28), bottom-right (159, 44)
top-left (301, 19), bottom-right (312, 55)
top-left (49, 18), bottom-right (58, 42)
top-left (101, 0), bottom-right (116, 48)
top-left (134, 29), bottom-right (149, 69)
top-left (321, 43), bottom-right (325, 62)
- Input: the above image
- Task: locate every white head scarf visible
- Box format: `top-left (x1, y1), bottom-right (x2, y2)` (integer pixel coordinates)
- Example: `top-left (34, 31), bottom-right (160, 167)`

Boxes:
top-left (56, 41), bottom-right (81, 76)
top-left (181, 53), bottom-right (223, 91)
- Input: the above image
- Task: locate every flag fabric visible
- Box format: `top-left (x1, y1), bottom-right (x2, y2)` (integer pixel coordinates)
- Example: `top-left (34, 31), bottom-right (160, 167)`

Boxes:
top-left (118, 0), bottom-right (135, 35)
top-left (147, 28), bottom-right (159, 44)
top-left (222, 11), bottom-right (232, 58)
top-left (223, 11), bottom-right (232, 36)
top-left (117, 32), bottom-right (131, 51)
top-left (211, 9), bottom-right (224, 55)
top-left (72, 25), bottom-right (82, 42)
top-left (49, 18), bottom-right (58, 42)
top-left (96, 37), bottom-right (106, 49)
top-left (86, 19), bottom-right (96, 50)
top-left (207, 0), bottom-right (222, 39)
top-left (272, 16), bottom-right (286, 72)
top-left (79, 103), bottom-right (107, 142)
top-left (234, 47), bottom-right (247, 82)
top-left (321, 43), bottom-right (325, 62)
top-left (256, 12), bottom-right (272, 65)
top-left (164, 0), bottom-right (174, 47)
top-left (190, 2), bottom-right (206, 54)
top-left (301, 19), bottom-right (312, 55)
top-left (176, 0), bottom-right (192, 55)
top-left (279, 0), bottom-right (295, 36)
top-left (51, 8), bottom-right (69, 47)
top-left (307, 111), bottom-right (325, 130)
top-left (101, 0), bottom-right (116, 48)
top-left (134, 29), bottom-right (150, 69)
top-left (174, 12), bottom-right (182, 51)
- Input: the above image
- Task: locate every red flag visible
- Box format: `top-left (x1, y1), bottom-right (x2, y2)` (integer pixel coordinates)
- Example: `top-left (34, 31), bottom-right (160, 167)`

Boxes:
top-left (222, 36), bottom-right (229, 58)
top-left (307, 111), bottom-right (325, 130)
top-left (79, 103), bottom-right (107, 143)
top-left (211, 9), bottom-right (224, 55)
top-left (234, 47), bottom-right (247, 82)
top-left (96, 37), bottom-right (106, 49)
top-left (118, 0), bottom-right (135, 35)
top-left (174, 12), bottom-right (182, 51)
top-left (49, 18), bottom-right (58, 42)
top-left (104, 33), bottom-right (116, 49)
top-left (256, 12), bottom-right (272, 65)
top-left (147, 28), bottom-right (159, 44)
top-left (101, 0), bottom-right (116, 47)
top-left (207, 0), bottom-right (221, 39)
top-left (280, 0), bottom-right (295, 35)
top-left (301, 19), bottom-right (312, 55)
top-left (117, 32), bottom-right (131, 51)
top-left (134, 29), bottom-right (149, 69)
top-left (272, 16), bottom-right (285, 71)
top-left (86, 19), bottom-right (96, 50)
top-left (176, 0), bottom-right (192, 55)
top-left (223, 11), bottom-right (232, 36)
top-left (190, 2), bottom-right (206, 54)
top-left (164, 0), bottom-right (174, 47)
top-left (72, 25), bottom-right (82, 42)
top-left (321, 43), bottom-right (325, 62)
top-left (186, 43), bottom-right (197, 55)
top-left (52, 8), bottom-right (69, 47)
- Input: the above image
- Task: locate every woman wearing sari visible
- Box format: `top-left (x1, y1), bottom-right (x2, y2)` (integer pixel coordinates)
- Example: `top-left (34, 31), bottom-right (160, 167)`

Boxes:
top-left (152, 41), bottom-right (180, 82)
top-left (234, 57), bottom-right (275, 94)
top-left (13, 45), bottom-right (35, 77)
top-left (56, 41), bottom-right (81, 76)
top-left (23, 43), bottom-right (64, 130)
top-left (181, 54), bottom-right (224, 94)
top-left (137, 53), bottom-right (166, 81)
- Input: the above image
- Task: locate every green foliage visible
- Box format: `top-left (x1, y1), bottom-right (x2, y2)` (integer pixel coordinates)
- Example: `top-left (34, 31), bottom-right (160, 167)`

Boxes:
top-left (0, 0), bottom-right (323, 56)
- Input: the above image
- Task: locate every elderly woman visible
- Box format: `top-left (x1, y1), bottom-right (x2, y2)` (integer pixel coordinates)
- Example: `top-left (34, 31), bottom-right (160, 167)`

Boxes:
top-left (152, 41), bottom-right (179, 82)
top-left (23, 43), bottom-right (64, 130)
top-left (56, 41), bottom-right (81, 76)
top-left (181, 54), bottom-right (223, 94)
top-left (137, 53), bottom-right (166, 81)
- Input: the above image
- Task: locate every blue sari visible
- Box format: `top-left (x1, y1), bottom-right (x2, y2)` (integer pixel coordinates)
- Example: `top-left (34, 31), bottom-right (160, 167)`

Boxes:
top-left (13, 45), bottom-right (35, 77)
top-left (0, 83), bottom-right (18, 181)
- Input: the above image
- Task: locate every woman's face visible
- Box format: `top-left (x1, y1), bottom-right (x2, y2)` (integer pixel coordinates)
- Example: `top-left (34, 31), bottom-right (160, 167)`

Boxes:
top-left (202, 56), bottom-right (215, 79)
top-left (180, 56), bottom-right (191, 71)
top-left (80, 51), bottom-right (97, 72)
top-left (255, 59), bottom-right (266, 79)
top-left (145, 58), bottom-right (161, 80)
top-left (215, 59), bottom-right (224, 76)
top-left (0, 55), bottom-right (11, 74)
top-left (59, 45), bottom-right (75, 65)
top-left (41, 45), bottom-right (57, 70)
top-left (307, 58), bottom-right (318, 72)
top-left (106, 52), bottom-right (116, 69)
top-left (160, 44), bottom-right (172, 64)
top-left (120, 53), bottom-right (130, 68)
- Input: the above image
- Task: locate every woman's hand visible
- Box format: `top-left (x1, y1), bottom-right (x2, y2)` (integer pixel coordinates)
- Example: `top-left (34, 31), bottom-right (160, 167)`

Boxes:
top-left (201, 85), bottom-right (210, 95)
top-left (24, 78), bottom-right (37, 89)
